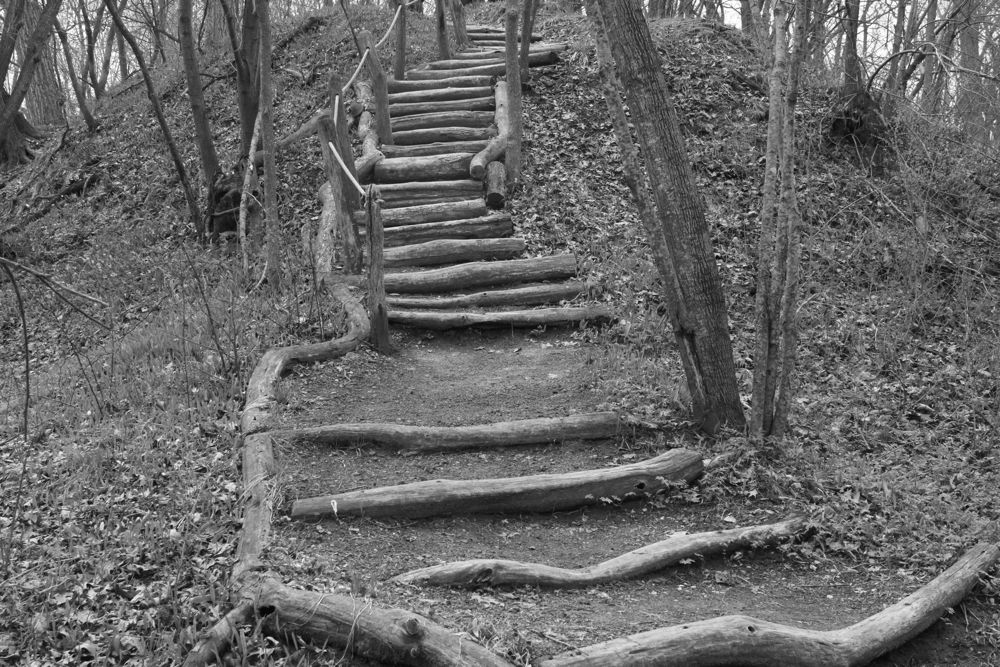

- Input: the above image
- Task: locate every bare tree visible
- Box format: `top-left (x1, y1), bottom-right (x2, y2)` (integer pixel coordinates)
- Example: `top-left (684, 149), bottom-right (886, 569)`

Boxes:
top-left (257, 0), bottom-right (283, 288)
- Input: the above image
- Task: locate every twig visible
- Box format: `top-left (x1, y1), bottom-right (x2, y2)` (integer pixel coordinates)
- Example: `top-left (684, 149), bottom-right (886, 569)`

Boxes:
top-left (0, 256), bottom-right (108, 306)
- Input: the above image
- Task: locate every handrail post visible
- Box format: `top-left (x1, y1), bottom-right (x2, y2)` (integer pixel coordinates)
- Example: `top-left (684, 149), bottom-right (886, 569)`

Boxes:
top-left (366, 185), bottom-right (391, 353)
top-left (317, 115), bottom-right (362, 274)
top-left (359, 30), bottom-right (393, 145)
top-left (394, 0), bottom-right (406, 80)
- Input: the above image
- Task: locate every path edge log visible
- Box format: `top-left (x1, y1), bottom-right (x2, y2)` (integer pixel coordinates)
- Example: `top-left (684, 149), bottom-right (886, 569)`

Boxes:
top-left (272, 412), bottom-right (620, 451)
top-left (537, 542), bottom-right (1000, 667)
top-left (471, 82), bottom-right (510, 179)
top-left (366, 185), bottom-right (391, 353)
top-left (393, 515), bottom-right (810, 587)
top-left (290, 448), bottom-right (703, 520)
top-left (485, 161), bottom-right (506, 208)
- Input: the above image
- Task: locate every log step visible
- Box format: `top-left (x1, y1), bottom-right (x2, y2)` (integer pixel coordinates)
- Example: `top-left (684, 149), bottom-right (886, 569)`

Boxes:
top-left (391, 126), bottom-right (496, 145)
top-left (290, 448), bottom-right (702, 520)
top-left (388, 75), bottom-right (492, 93)
top-left (383, 238), bottom-right (526, 268)
top-left (391, 111), bottom-right (495, 133)
top-left (387, 86), bottom-right (494, 104)
top-left (467, 32), bottom-right (543, 42)
top-left (387, 281), bottom-right (586, 309)
top-left (381, 140), bottom-right (490, 159)
top-left (428, 51), bottom-right (560, 69)
top-left (389, 305), bottom-right (614, 330)
top-left (384, 254), bottom-right (578, 294)
top-left (373, 152), bottom-right (475, 184)
top-left (377, 179), bottom-right (482, 208)
top-left (378, 215), bottom-right (514, 248)
top-left (450, 44), bottom-right (568, 60)
top-left (407, 63), bottom-right (507, 80)
top-left (273, 413), bottom-right (620, 452)
top-left (352, 199), bottom-right (487, 228)
top-left (389, 96), bottom-right (495, 118)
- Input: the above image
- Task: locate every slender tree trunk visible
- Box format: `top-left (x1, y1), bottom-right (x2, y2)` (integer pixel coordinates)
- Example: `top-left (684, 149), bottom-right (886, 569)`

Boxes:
top-left (55, 19), bottom-right (99, 130)
top-left (16, 0), bottom-right (65, 126)
top-left (450, 0), bottom-right (469, 50)
top-left (179, 0), bottom-right (220, 216)
top-left (519, 0), bottom-right (536, 80)
top-left (884, 0), bottom-right (908, 92)
top-left (592, 0), bottom-right (745, 433)
top-left (219, 0), bottom-right (260, 155)
top-left (434, 0), bottom-right (450, 59)
top-left (842, 0), bottom-right (862, 96)
top-left (504, 0), bottom-right (522, 187)
top-left (920, 0), bottom-right (937, 111)
top-left (104, 0), bottom-right (202, 232)
top-left (257, 0), bottom-right (282, 288)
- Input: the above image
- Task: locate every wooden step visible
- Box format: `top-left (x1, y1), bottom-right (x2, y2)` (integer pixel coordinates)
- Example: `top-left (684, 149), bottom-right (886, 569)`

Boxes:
top-left (377, 179), bottom-right (482, 208)
top-left (383, 238), bottom-right (526, 268)
top-left (381, 140), bottom-right (490, 159)
top-left (387, 86), bottom-right (494, 104)
top-left (388, 75), bottom-right (492, 93)
top-left (389, 305), bottom-right (614, 330)
top-left (428, 57), bottom-right (503, 70)
top-left (387, 281), bottom-right (585, 309)
top-left (391, 110), bottom-right (495, 132)
top-left (389, 96), bottom-right (495, 118)
top-left (391, 126), bottom-right (496, 145)
top-left (407, 63), bottom-right (506, 80)
top-left (428, 51), bottom-right (560, 70)
top-left (290, 448), bottom-right (700, 520)
top-left (450, 44), bottom-right (568, 60)
top-left (467, 32), bottom-right (542, 42)
top-left (379, 215), bottom-right (513, 247)
top-left (384, 254), bottom-right (577, 294)
top-left (373, 152), bottom-right (474, 184)
top-left (352, 199), bottom-right (487, 228)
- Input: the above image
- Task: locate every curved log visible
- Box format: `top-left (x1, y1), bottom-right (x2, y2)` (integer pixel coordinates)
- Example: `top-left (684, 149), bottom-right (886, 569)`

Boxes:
top-left (471, 82), bottom-right (510, 179)
top-left (273, 413), bottom-right (620, 451)
top-left (258, 577), bottom-right (511, 666)
top-left (290, 448), bottom-right (703, 520)
top-left (387, 281), bottom-right (584, 309)
top-left (383, 237), bottom-right (525, 267)
top-left (389, 305), bottom-right (613, 330)
top-left (538, 542), bottom-right (1000, 667)
top-left (393, 516), bottom-right (809, 587)
top-left (384, 254), bottom-right (577, 293)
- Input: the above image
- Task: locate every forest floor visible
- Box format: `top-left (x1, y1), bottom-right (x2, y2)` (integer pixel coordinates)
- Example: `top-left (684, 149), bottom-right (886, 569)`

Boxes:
top-left (0, 4), bottom-right (998, 667)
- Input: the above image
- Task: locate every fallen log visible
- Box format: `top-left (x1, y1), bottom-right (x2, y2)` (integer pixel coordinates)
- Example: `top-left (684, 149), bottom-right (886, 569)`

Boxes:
top-left (538, 542), bottom-right (1000, 667)
top-left (389, 305), bottom-right (613, 330)
top-left (407, 63), bottom-right (507, 80)
top-left (290, 447), bottom-right (703, 520)
top-left (485, 161), bottom-right (506, 208)
top-left (393, 516), bottom-right (809, 587)
top-left (383, 237), bottom-right (525, 267)
top-left (392, 126), bottom-right (496, 145)
top-left (471, 83), bottom-right (509, 179)
top-left (380, 215), bottom-right (513, 247)
top-left (387, 281), bottom-right (584, 308)
top-left (258, 577), bottom-right (511, 666)
top-left (352, 199), bottom-right (487, 228)
top-left (388, 75), bottom-right (492, 93)
top-left (388, 85), bottom-right (494, 104)
top-left (382, 140), bottom-right (491, 159)
top-left (273, 412), bottom-right (619, 452)
top-left (384, 254), bottom-right (577, 293)
top-left (391, 110), bottom-right (495, 132)
top-left (373, 152), bottom-right (475, 184)
top-left (389, 96), bottom-right (495, 117)
top-left (377, 179), bottom-right (483, 208)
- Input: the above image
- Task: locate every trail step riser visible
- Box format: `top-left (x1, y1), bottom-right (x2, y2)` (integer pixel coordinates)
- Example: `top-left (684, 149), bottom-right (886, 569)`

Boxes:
top-left (387, 86), bottom-right (494, 104)
top-left (374, 215), bottom-right (514, 247)
top-left (391, 126), bottom-right (496, 145)
top-left (388, 97), bottom-right (495, 118)
top-left (373, 153), bottom-right (475, 184)
top-left (381, 140), bottom-right (490, 159)
top-left (387, 75), bottom-right (492, 93)
top-left (384, 254), bottom-right (577, 294)
top-left (352, 199), bottom-right (487, 228)
top-left (391, 111), bottom-right (495, 132)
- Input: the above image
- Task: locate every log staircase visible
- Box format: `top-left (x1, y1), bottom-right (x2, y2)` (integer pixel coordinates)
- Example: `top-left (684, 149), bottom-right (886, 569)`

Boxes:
top-left (362, 25), bottom-right (613, 331)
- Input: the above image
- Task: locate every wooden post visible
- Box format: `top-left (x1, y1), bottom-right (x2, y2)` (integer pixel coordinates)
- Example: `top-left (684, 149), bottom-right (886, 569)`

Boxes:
top-left (366, 186), bottom-right (392, 353)
top-left (450, 0), bottom-right (470, 50)
top-left (359, 30), bottom-right (393, 145)
top-left (328, 72), bottom-right (361, 210)
top-left (317, 115), bottom-right (362, 275)
top-left (434, 0), bottom-right (451, 59)
top-left (394, 0), bottom-right (406, 80)
top-left (354, 80), bottom-right (385, 183)
top-left (485, 161), bottom-right (506, 209)
top-left (504, 0), bottom-right (523, 186)
top-left (519, 0), bottom-right (538, 80)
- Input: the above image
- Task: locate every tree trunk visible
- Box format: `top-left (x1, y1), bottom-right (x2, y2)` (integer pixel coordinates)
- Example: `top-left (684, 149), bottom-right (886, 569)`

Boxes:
top-left (55, 19), bottom-right (98, 130)
top-left (504, 0), bottom-right (522, 186)
top-left (257, 0), bottom-right (282, 289)
top-left (434, 0), bottom-right (451, 59)
top-left (842, 0), bottom-right (862, 96)
top-left (591, 0), bottom-right (744, 433)
top-left (518, 0), bottom-right (536, 80)
top-left (450, 0), bottom-right (469, 50)
top-left (394, 0), bottom-right (406, 80)
top-left (17, 0), bottom-right (65, 127)
top-left (179, 0), bottom-right (219, 229)
top-left (218, 0), bottom-right (260, 155)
